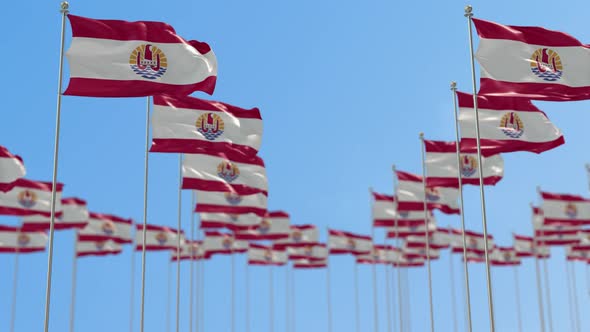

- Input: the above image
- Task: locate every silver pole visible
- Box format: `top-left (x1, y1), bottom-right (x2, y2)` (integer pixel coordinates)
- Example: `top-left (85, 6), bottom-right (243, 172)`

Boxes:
top-left (587, 265), bottom-right (590, 298)
top-left (291, 266), bottom-right (296, 332)
top-left (419, 133), bottom-right (435, 332)
top-left (450, 81), bottom-right (473, 332)
top-left (130, 246), bottom-right (136, 332)
top-left (286, 263), bottom-right (290, 332)
top-left (43, 3), bottom-right (69, 331)
top-left (175, 155), bottom-right (182, 332)
top-left (231, 250), bottom-right (236, 332)
top-left (570, 262), bottom-right (581, 332)
top-left (513, 266), bottom-right (523, 332)
top-left (200, 249), bottom-right (205, 332)
top-left (566, 260), bottom-right (576, 332)
top-left (69, 238), bottom-right (78, 332)
top-left (464, 6), bottom-right (495, 331)
top-left (354, 262), bottom-right (361, 332)
top-left (190, 192), bottom-right (194, 332)
top-left (10, 251), bottom-right (20, 332)
top-left (371, 228), bottom-right (379, 332)
top-left (386, 259), bottom-right (393, 332)
top-left (404, 269), bottom-right (412, 332)
top-left (533, 242), bottom-right (546, 332)
top-left (167, 262), bottom-right (171, 332)
top-left (245, 262), bottom-right (250, 332)
top-left (270, 266), bottom-right (274, 332)
top-left (326, 251), bottom-right (333, 332)
top-left (139, 96), bottom-right (151, 332)
top-left (449, 246), bottom-right (458, 332)
top-left (542, 259), bottom-right (554, 332)
top-left (392, 165), bottom-right (404, 332)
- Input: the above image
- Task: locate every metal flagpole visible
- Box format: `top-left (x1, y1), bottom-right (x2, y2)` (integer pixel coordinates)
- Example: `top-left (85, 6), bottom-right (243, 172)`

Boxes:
top-left (450, 81), bottom-right (473, 332)
top-left (175, 155), bottom-right (183, 332)
top-left (10, 251), bottom-right (20, 332)
top-left (270, 266), bottom-right (275, 332)
top-left (587, 264), bottom-right (590, 298)
top-left (464, 6), bottom-right (496, 331)
top-left (190, 192), bottom-right (195, 332)
top-left (392, 165), bottom-right (404, 332)
top-left (570, 262), bottom-right (581, 332)
top-left (419, 133), bottom-right (435, 332)
top-left (130, 244), bottom-right (136, 332)
top-left (44, 3), bottom-right (69, 331)
top-left (326, 248), bottom-right (333, 332)
top-left (533, 238), bottom-right (546, 332)
top-left (371, 228), bottom-right (379, 332)
top-left (245, 262), bottom-right (250, 332)
top-left (69, 238), bottom-right (78, 332)
top-left (285, 263), bottom-right (290, 332)
top-left (566, 260), bottom-right (576, 332)
top-left (449, 244), bottom-right (459, 332)
top-left (386, 256), bottom-right (393, 332)
top-left (167, 262), bottom-right (172, 332)
top-left (404, 269), bottom-right (412, 332)
top-left (231, 249), bottom-right (236, 332)
top-left (389, 262), bottom-right (397, 332)
top-left (200, 247), bottom-right (205, 332)
top-left (542, 259), bottom-right (554, 332)
top-left (513, 266), bottom-right (523, 332)
top-left (139, 95), bottom-right (151, 332)
top-left (354, 262), bottom-right (361, 332)
top-left (291, 266), bottom-right (296, 332)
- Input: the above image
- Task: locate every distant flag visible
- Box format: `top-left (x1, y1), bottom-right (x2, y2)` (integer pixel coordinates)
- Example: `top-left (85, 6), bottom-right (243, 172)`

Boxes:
top-left (423, 140), bottom-right (504, 187)
top-left (535, 228), bottom-right (582, 246)
top-left (202, 231), bottom-right (248, 257)
top-left (274, 224), bottom-right (319, 249)
top-left (566, 244), bottom-right (590, 262)
top-left (285, 243), bottom-right (327, 261)
top-left (586, 164), bottom-right (590, 188)
top-left (356, 245), bottom-right (400, 264)
top-left (405, 228), bottom-right (452, 250)
top-left (328, 229), bottom-right (372, 255)
top-left (182, 151), bottom-right (268, 195)
top-left (194, 190), bottom-right (267, 217)
top-left (0, 146), bottom-right (26, 192)
top-left (371, 191), bottom-right (432, 227)
top-left (134, 224), bottom-right (182, 251)
top-left (513, 234), bottom-right (536, 258)
top-left (402, 243), bottom-right (441, 260)
top-left (0, 225), bottom-right (47, 253)
top-left (540, 190), bottom-right (590, 226)
top-left (472, 18), bottom-right (590, 101)
top-left (64, 15), bottom-right (217, 97)
top-left (455, 250), bottom-right (487, 263)
top-left (199, 213), bottom-right (261, 230)
top-left (293, 259), bottom-right (327, 269)
top-left (457, 92), bottom-right (564, 156)
top-left (78, 212), bottom-right (133, 244)
top-left (490, 247), bottom-right (521, 266)
top-left (393, 255), bottom-right (425, 268)
top-left (386, 219), bottom-right (437, 238)
top-left (234, 211), bottom-right (290, 240)
top-left (248, 244), bottom-right (288, 266)
top-left (22, 197), bottom-right (88, 231)
top-left (450, 229), bottom-right (494, 255)
top-left (151, 95), bottom-right (262, 156)
top-left (76, 237), bottom-right (122, 257)
top-left (396, 170), bottom-right (460, 215)
top-left (0, 179), bottom-right (63, 217)
top-left (171, 240), bottom-right (207, 261)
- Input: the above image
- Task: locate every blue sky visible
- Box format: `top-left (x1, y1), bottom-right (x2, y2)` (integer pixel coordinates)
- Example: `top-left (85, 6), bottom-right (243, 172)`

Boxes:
top-left (1, 0), bottom-right (590, 331)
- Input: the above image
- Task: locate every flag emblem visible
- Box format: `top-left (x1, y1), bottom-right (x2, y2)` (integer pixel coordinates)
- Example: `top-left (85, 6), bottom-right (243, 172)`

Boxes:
top-left (425, 187), bottom-right (440, 202)
top-left (229, 214), bottom-right (239, 222)
top-left (17, 233), bottom-right (30, 246)
top-left (259, 219), bottom-right (271, 234)
top-left (190, 243), bottom-right (200, 256)
top-left (565, 203), bottom-right (578, 218)
top-left (460, 155), bottom-right (478, 177)
top-left (222, 235), bottom-right (233, 249)
top-left (95, 241), bottom-right (106, 250)
top-left (530, 48), bottom-right (563, 82)
top-left (399, 211), bottom-right (409, 218)
top-left (196, 113), bottom-right (225, 141)
top-left (264, 248), bottom-right (273, 261)
top-left (224, 192), bottom-right (242, 205)
top-left (503, 252), bottom-right (511, 261)
top-left (468, 238), bottom-right (478, 248)
top-left (155, 232), bottom-right (168, 245)
top-left (346, 238), bottom-right (356, 250)
top-left (17, 190), bottom-right (37, 208)
top-left (217, 161), bottom-right (240, 182)
top-left (372, 249), bottom-right (381, 260)
top-left (129, 44), bottom-right (167, 80)
top-left (303, 245), bottom-right (313, 256)
top-left (499, 112), bottom-right (524, 138)
top-left (292, 229), bottom-right (303, 242)
top-left (102, 221), bottom-right (116, 235)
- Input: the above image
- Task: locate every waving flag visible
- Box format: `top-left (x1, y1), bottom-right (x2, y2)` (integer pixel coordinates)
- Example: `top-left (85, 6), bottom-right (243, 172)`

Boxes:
top-left (22, 197), bottom-right (88, 230)
top-left (76, 237), bottom-right (122, 257)
top-left (285, 243), bottom-right (328, 260)
top-left (199, 213), bottom-right (261, 230)
top-left (234, 211), bottom-right (290, 240)
top-left (456, 250), bottom-right (487, 263)
top-left (274, 225), bottom-right (319, 249)
top-left (0, 225), bottom-right (47, 253)
top-left (151, 95), bottom-right (262, 156)
top-left (405, 228), bottom-right (452, 250)
top-left (78, 212), bottom-right (133, 244)
top-left (472, 18), bottom-right (590, 101)
top-left (513, 234), bottom-right (536, 257)
top-left (195, 190), bottom-right (267, 217)
top-left (248, 244), bottom-right (288, 266)
top-left (458, 92), bottom-right (564, 156)
top-left (0, 179), bottom-right (63, 217)
top-left (567, 244), bottom-right (590, 262)
top-left (328, 229), bottom-right (372, 255)
top-left (386, 220), bottom-right (437, 238)
top-left (450, 229), bottom-right (494, 255)
top-left (393, 255), bottom-right (425, 268)
top-left (424, 140), bottom-right (504, 187)
top-left (357, 245), bottom-right (401, 264)
top-left (134, 224), bottom-right (181, 251)
top-left (182, 151), bottom-right (267, 195)
top-left (372, 192), bottom-right (396, 227)
top-left (396, 170), bottom-right (460, 214)
top-left (402, 244), bottom-right (440, 260)
top-left (64, 15), bottom-right (216, 97)
top-left (540, 190), bottom-right (590, 226)
top-left (171, 240), bottom-right (207, 261)
top-left (490, 247), bottom-right (520, 266)
top-left (293, 259), bottom-right (327, 269)
top-left (0, 146), bottom-right (26, 192)
top-left (202, 231), bottom-right (248, 257)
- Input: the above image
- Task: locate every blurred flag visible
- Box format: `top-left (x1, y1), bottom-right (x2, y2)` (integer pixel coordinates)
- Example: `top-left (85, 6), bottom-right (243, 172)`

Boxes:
top-left (455, 250), bottom-right (487, 263)
top-left (372, 192), bottom-right (396, 227)
top-left (540, 190), bottom-right (590, 226)
top-left (458, 92), bottom-right (564, 156)
top-left (0, 179), bottom-right (63, 217)
top-left (386, 220), bottom-right (437, 238)
top-left (285, 243), bottom-right (328, 261)
top-left (22, 197), bottom-right (88, 231)
top-left (194, 190), bottom-right (267, 217)
top-left (64, 15), bottom-right (217, 97)
top-left (248, 244), bottom-right (288, 266)
top-left (402, 243), bottom-right (441, 260)
top-left (424, 140), bottom-right (503, 187)
top-left (274, 224), bottom-right (319, 249)
top-left (199, 213), bottom-right (261, 230)
top-left (203, 231), bottom-right (248, 257)
top-left (490, 247), bottom-right (521, 266)
top-left (513, 234), bottom-right (535, 257)
top-left (450, 229), bottom-right (494, 255)
top-left (0, 146), bottom-right (25, 192)
top-left (405, 228), bottom-right (452, 250)
top-left (151, 95), bottom-right (262, 156)
top-left (472, 18), bottom-right (590, 101)
top-left (356, 245), bottom-right (400, 264)
top-left (171, 240), bottom-right (207, 261)
top-left (396, 170), bottom-right (460, 214)
top-left (182, 151), bottom-right (268, 195)
top-left (0, 225), bottom-right (46, 253)
top-left (535, 228), bottom-right (582, 246)
top-left (293, 259), bottom-right (327, 269)
top-left (78, 212), bottom-right (133, 244)
top-left (566, 244), bottom-right (590, 262)
top-left (76, 237), bottom-right (122, 257)
top-left (235, 211), bottom-right (290, 240)
top-left (134, 224), bottom-right (181, 251)
top-left (328, 229), bottom-right (372, 255)
top-left (393, 255), bottom-right (425, 268)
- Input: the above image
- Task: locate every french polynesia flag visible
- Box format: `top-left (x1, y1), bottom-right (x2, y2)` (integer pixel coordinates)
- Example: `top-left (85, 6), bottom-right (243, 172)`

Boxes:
top-left (285, 243), bottom-right (328, 261)
top-left (405, 228), bottom-right (452, 250)
top-left (450, 229), bottom-right (494, 255)
top-left (386, 220), bottom-right (437, 238)
top-left (22, 197), bottom-right (88, 231)
top-left (293, 259), bottom-right (327, 269)
top-left (567, 244), bottom-right (590, 262)
top-left (194, 190), bottom-right (267, 217)
top-left (327, 229), bottom-right (372, 255)
top-left (396, 171), bottom-right (460, 215)
top-left (274, 224), bottom-right (319, 249)
top-left (198, 213), bottom-right (261, 230)
top-left (490, 247), bottom-right (521, 266)
top-left (424, 140), bottom-right (504, 187)
top-left (171, 240), bottom-right (207, 262)
top-left (76, 237), bottom-right (122, 258)
top-left (78, 212), bottom-right (133, 244)
top-left (151, 95), bottom-right (262, 156)
top-left (472, 18), bottom-right (590, 101)
top-left (0, 179), bottom-right (63, 217)
top-left (64, 15), bottom-right (217, 97)
top-left (0, 146), bottom-right (26, 192)
top-left (234, 211), bottom-right (290, 241)
top-left (457, 92), bottom-right (564, 156)
top-left (134, 224), bottom-right (182, 251)
top-left (202, 231), bottom-right (248, 257)
top-left (248, 244), bottom-right (288, 266)
top-left (0, 225), bottom-right (47, 253)
top-left (540, 191), bottom-right (590, 226)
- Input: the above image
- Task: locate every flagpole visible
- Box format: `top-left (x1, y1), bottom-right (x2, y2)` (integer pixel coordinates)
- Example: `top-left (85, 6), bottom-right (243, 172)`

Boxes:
top-left (419, 133), bottom-right (435, 332)
top-left (464, 6), bottom-right (496, 331)
top-left (392, 165), bottom-right (404, 332)
top-left (326, 242), bottom-right (333, 332)
top-left (139, 95), bottom-right (151, 332)
top-left (167, 261), bottom-right (172, 332)
top-left (570, 262), bottom-right (581, 332)
top-left (190, 191), bottom-right (195, 332)
top-left (542, 259), bottom-right (554, 332)
top-left (354, 262), bottom-right (361, 332)
top-left (448, 244), bottom-right (458, 332)
top-left (175, 155), bottom-right (183, 332)
top-left (531, 200), bottom-right (547, 332)
top-left (245, 262), bottom-right (250, 332)
top-left (200, 249), bottom-right (205, 332)
top-left (385, 257), bottom-right (393, 332)
top-left (586, 264), bottom-right (590, 298)
top-left (231, 249), bottom-right (236, 332)
top-left (404, 269), bottom-right (412, 332)
top-left (10, 250), bottom-right (20, 332)
top-left (130, 245), bottom-right (136, 332)
top-left (450, 81), bottom-right (473, 332)
top-left (285, 263), bottom-right (290, 332)
top-left (269, 266), bottom-right (275, 332)
top-left (370, 229), bottom-right (379, 332)
top-left (69, 238), bottom-right (78, 332)
top-left (291, 266), bottom-right (296, 332)
top-left (43, 4), bottom-right (69, 331)
top-left (566, 260), bottom-right (576, 332)
top-left (513, 266), bottom-right (523, 332)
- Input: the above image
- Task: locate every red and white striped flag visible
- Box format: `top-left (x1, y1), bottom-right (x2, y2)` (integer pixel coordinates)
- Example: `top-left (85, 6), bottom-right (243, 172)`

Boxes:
top-left (393, 255), bottom-right (425, 268)
top-left (202, 231), bottom-right (248, 257)
top-left (396, 171), bottom-right (460, 215)
top-left (424, 140), bottom-right (504, 187)
top-left (458, 92), bottom-right (564, 156)
top-left (76, 237), bottom-right (122, 257)
top-left (194, 190), bottom-right (267, 217)
top-left (450, 229), bottom-right (494, 255)
top-left (535, 228), bottom-right (582, 246)
top-left (248, 244), bottom-right (288, 266)
top-left (22, 197), bottom-right (88, 231)
top-left (151, 95), bottom-right (262, 156)
top-left (293, 259), bottom-right (327, 269)
top-left (285, 243), bottom-right (328, 260)
top-left (567, 244), bottom-right (590, 261)
top-left (405, 228), bottom-right (452, 250)
top-left (182, 151), bottom-right (267, 195)
top-left (540, 190), bottom-right (590, 226)
top-left (234, 211), bottom-right (290, 240)
top-left (490, 247), bottom-right (521, 266)
top-left (513, 234), bottom-right (552, 259)
top-left (402, 244), bottom-right (440, 260)
top-left (171, 240), bottom-right (207, 261)
top-left (134, 224), bottom-right (181, 251)
top-left (0, 146), bottom-right (25, 192)
top-left (472, 18), bottom-right (590, 101)
top-left (386, 219), bottom-right (437, 238)
top-left (64, 15), bottom-right (216, 97)
top-left (0, 226), bottom-right (46, 253)
top-left (356, 245), bottom-right (401, 264)
top-left (199, 213), bottom-right (261, 230)
top-left (455, 250), bottom-right (487, 263)
top-left (371, 191), bottom-right (432, 227)
top-left (328, 229), bottom-right (372, 255)
top-left (78, 212), bottom-right (133, 244)
top-left (0, 179), bottom-right (63, 217)
top-left (274, 224), bottom-right (319, 249)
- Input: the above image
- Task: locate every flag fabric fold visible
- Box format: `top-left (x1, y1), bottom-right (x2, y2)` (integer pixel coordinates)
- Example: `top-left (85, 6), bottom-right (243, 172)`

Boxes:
top-left (171, 240), bottom-right (207, 261)
top-left (450, 229), bottom-right (494, 255)
top-left (202, 231), bottom-right (248, 257)
top-left (0, 146), bottom-right (26, 192)
top-left (0, 179), bottom-right (64, 217)
top-left (199, 213), bottom-right (261, 230)
top-left (76, 237), bottom-right (122, 257)
top-left (540, 190), bottom-right (590, 226)
top-left (274, 224), bottom-right (319, 249)
top-left (285, 243), bottom-right (328, 261)
top-left (293, 259), bottom-right (327, 269)
top-left (490, 247), bottom-right (521, 266)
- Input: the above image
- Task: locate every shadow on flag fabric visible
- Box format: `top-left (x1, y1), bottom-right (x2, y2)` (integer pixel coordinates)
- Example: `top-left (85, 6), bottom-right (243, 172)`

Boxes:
top-left (0, 179), bottom-right (63, 217)
top-left (64, 15), bottom-right (217, 97)
top-left (0, 146), bottom-right (26, 192)
top-left (472, 18), bottom-right (590, 101)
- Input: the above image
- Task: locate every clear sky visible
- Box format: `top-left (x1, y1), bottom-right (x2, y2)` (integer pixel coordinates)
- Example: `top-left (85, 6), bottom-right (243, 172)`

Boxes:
top-left (1, 0), bottom-right (590, 331)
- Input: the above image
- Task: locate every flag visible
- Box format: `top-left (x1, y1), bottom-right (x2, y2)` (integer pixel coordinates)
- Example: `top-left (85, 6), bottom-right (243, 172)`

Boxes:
top-left (402, 244), bottom-right (441, 260)
top-left (328, 229), bottom-right (372, 255)
top-left (151, 95), bottom-right (262, 156)
top-left (472, 18), bottom-right (590, 101)
top-left (64, 15), bottom-right (216, 97)
top-left (356, 245), bottom-right (400, 264)
top-left (0, 179), bottom-right (63, 217)
top-left (0, 225), bottom-right (46, 253)
top-left (202, 231), bottom-right (248, 257)
top-left (393, 255), bottom-right (425, 268)
top-left (134, 224), bottom-right (182, 250)
top-left (535, 228), bottom-right (582, 246)
top-left (405, 228), bottom-right (452, 250)
top-left (424, 140), bottom-right (504, 187)
top-left (396, 170), bottom-right (460, 214)
top-left (0, 146), bottom-right (25, 192)
top-left (194, 190), bottom-right (267, 217)
top-left (490, 247), bottom-right (521, 266)
top-left (450, 229), bottom-right (494, 255)
top-left (171, 240), bottom-right (207, 261)
top-left (234, 211), bottom-right (290, 240)
top-left (293, 259), bottom-right (327, 269)
top-left (386, 219), bottom-right (437, 238)
top-left (76, 237), bottom-right (122, 257)
top-left (22, 197), bottom-right (88, 230)
top-left (513, 234), bottom-right (536, 257)
top-left (566, 245), bottom-right (590, 262)
top-left (458, 92), bottom-right (564, 156)
top-left (78, 212), bottom-right (133, 244)
top-left (248, 244), bottom-right (288, 266)
top-left (455, 250), bottom-right (487, 263)
top-left (371, 191), bottom-right (432, 227)
top-left (274, 224), bottom-right (319, 249)
top-left (182, 151), bottom-right (268, 195)
top-left (540, 190), bottom-right (590, 226)
top-left (199, 213), bottom-right (261, 230)
top-left (285, 243), bottom-right (328, 260)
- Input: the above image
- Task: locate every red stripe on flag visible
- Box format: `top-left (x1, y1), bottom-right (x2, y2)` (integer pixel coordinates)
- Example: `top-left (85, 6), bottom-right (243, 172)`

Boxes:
top-left (64, 76), bottom-right (216, 97)
top-left (479, 78), bottom-right (590, 102)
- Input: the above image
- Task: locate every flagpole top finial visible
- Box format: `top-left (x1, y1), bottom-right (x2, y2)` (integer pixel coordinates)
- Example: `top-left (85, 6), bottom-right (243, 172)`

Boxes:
top-left (450, 81), bottom-right (457, 90)
top-left (392, 164), bottom-right (396, 171)
top-left (464, 5), bottom-right (473, 17)
top-left (60, 1), bottom-right (69, 13)
top-left (419, 132), bottom-right (424, 139)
